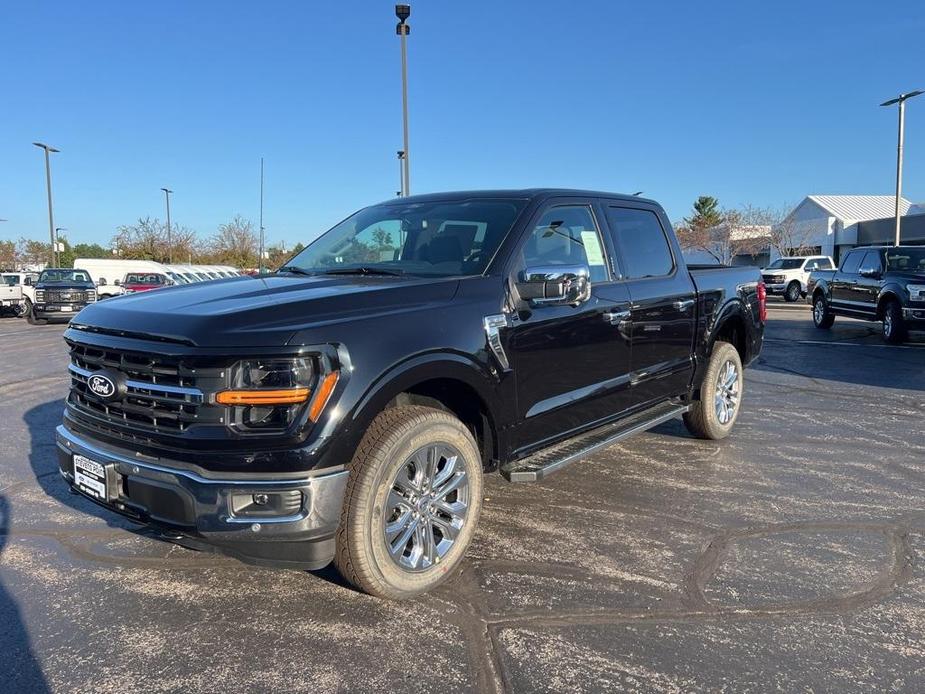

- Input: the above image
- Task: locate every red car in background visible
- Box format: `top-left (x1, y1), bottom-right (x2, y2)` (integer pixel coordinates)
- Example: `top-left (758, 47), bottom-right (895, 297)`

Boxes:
top-left (122, 272), bottom-right (171, 294)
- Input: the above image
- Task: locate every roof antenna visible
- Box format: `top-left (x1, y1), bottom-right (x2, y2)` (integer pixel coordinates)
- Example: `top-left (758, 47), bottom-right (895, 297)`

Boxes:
top-left (632, 191), bottom-right (643, 196)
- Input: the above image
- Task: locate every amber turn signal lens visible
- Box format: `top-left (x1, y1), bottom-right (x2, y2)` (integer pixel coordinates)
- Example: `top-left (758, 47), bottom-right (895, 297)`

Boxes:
top-left (215, 387), bottom-right (310, 406)
top-left (308, 371), bottom-right (339, 421)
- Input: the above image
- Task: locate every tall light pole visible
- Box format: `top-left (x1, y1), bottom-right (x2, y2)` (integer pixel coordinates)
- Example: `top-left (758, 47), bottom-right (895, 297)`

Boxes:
top-left (33, 142), bottom-right (60, 267)
top-left (880, 90), bottom-right (923, 246)
top-left (259, 157), bottom-right (265, 274)
top-left (160, 187), bottom-right (173, 264)
top-left (396, 4), bottom-right (411, 197)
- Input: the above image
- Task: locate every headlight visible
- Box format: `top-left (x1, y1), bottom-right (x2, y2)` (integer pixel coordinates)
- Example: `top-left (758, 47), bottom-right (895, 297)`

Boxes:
top-left (216, 358), bottom-right (339, 431)
top-left (86, 290), bottom-right (97, 302)
top-left (35, 290), bottom-right (45, 302)
top-left (907, 284), bottom-right (925, 301)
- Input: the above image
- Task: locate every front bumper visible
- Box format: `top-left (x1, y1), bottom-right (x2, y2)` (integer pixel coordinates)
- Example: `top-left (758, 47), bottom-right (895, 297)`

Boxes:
top-left (56, 425), bottom-right (348, 569)
top-left (902, 307), bottom-right (925, 326)
top-left (35, 303), bottom-right (89, 320)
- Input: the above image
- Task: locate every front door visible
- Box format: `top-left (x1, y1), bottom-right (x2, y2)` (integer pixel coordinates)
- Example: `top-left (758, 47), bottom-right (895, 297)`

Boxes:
top-left (506, 201), bottom-right (634, 453)
top-left (831, 250), bottom-right (863, 308)
top-left (602, 204), bottom-right (696, 405)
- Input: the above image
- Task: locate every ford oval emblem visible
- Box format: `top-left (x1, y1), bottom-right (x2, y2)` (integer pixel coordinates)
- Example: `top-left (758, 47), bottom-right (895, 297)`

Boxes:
top-left (87, 373), bottom-right (117, 400)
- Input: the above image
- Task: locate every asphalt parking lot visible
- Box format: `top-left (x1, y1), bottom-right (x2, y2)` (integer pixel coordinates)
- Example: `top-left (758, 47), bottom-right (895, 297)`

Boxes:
top-left (2, 306), bottom-right (924, 693)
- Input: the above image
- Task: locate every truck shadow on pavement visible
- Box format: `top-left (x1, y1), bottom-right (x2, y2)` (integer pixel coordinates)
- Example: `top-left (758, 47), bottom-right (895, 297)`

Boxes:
top-left (0, 495), bottom-right (52, 693)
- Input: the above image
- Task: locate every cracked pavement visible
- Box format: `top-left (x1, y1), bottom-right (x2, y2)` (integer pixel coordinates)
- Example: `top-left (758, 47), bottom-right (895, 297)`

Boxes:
top-left (1, 304), bottom-right (924, 692)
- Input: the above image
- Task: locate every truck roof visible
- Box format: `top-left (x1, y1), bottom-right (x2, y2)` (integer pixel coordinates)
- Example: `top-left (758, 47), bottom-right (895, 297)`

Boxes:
top-left (375, 188), bottom-right (656, 207)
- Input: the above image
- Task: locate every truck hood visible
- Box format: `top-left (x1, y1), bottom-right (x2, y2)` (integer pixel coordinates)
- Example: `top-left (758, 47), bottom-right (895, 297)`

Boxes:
top-left (36, 282), bottom-right (96, 290)
top-left (71, 274), bottom-right (460, 348)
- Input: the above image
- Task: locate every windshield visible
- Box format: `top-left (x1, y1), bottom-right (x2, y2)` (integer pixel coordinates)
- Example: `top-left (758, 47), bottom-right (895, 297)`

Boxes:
top-left (886, 248), bottom-right (925, 273)
top-left (2, 275), bottom-right (17, 286)
top-left (39, 269), bottom-right (91, 283)
top-left (281, 198), bottom-right (528, 277)
top-left (766, 258), bottom-right (804, 270)
top-left (125, 273), bottom-right (166, 284)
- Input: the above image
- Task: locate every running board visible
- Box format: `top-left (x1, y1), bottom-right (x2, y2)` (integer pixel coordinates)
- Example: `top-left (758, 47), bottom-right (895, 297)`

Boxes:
top-left (501, 402), bottom-right (689, 483)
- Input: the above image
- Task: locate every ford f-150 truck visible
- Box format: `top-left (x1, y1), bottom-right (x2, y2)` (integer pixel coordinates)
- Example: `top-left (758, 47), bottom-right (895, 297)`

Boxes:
top-left (31, 268), bottom-right (97, 324)
top-left (760, 255), bottom-right (834, 302)
top-left (809, 245), bottom-right (925, 344)
top-left (56, 189), bottom-right (765, 598)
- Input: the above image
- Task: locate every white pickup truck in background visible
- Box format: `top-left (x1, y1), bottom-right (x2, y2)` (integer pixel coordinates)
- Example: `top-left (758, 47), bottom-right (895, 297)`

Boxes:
top-left (1, 272), bottom-right (40, 317)
top-left (760, 255), bottom-right (834, 302)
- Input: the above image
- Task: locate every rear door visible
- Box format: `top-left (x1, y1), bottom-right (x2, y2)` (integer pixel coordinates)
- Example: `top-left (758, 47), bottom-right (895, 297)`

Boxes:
top-left (602, 203), bottom-right (696, 405)
top-left (507, 199), bottom-right (634, 452)
top-left (831, 250), bottom-right (863, 308)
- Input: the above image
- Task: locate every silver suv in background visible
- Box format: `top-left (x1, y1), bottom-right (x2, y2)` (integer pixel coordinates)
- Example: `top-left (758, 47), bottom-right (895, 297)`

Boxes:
top-left (760, 255), bottom-right (834, 302)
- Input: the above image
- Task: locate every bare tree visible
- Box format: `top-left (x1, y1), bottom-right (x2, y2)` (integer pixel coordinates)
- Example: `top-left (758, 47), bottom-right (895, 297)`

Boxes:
top-left (211, 216), bottom-right (258, 268)
top-left (0, 240), bottom-right (16, 269)
top-left (17, 238), bottom-right (51, 267)
top-left (675, 203), bottom-right (770, 265)
top-left (766, 205), bottom-right (817, 257)
top-left (112, 217), bottom-right (197, 263)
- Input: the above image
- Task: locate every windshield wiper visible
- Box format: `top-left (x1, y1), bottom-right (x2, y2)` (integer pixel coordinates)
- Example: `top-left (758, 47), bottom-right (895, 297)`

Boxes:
top-left (322, 266), bottom-right (405, 277)
top-left (276, 266), bottom-right (315, 276)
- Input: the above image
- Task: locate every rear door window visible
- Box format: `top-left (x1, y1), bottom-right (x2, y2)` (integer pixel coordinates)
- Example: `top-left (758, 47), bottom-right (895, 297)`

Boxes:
top-left (840, 251), bottom-right (863, 274)
top-left (605, 207), bottom-right (674, 279)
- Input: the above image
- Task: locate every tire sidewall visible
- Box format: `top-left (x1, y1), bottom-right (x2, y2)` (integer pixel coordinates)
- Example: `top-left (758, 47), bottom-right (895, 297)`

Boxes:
top-left (786, 282), bottom-right (801, 302)
top-left (813, 295), bottom-right (828, 327)
top-left (350, 413), bottom-right (483, 596)
top-left (701, 342), bottom-right (744, 438)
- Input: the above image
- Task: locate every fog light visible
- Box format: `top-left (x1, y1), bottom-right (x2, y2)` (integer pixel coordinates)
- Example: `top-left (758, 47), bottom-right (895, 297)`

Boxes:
top-left (253, 493), bottom-right (270, 506)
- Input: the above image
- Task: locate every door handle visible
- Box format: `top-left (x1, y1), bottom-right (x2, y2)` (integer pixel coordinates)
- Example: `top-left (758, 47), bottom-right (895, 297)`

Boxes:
top-left (602, 310), bottom-right (631, 325)
top-left (673, 299), bottom-right (695, 311)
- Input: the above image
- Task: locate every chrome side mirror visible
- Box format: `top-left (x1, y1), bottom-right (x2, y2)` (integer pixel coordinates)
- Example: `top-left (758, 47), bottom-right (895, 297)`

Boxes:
top-left (517, 265), bottom-right (591, 306)
top-left (859, 267), bottom-right (880, 279)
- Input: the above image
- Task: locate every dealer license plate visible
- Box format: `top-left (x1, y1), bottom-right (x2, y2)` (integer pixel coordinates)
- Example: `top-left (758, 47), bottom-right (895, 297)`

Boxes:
top-left (60, 305), bottom-right (73, 312)
top-left (74, 455), bottom-right (107, 501)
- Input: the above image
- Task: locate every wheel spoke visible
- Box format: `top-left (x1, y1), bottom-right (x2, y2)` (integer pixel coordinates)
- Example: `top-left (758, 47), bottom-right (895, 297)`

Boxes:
top-left (434, 470), bottom-right (466, 499)
top-left (431, 514), bottom-right (461, 542)
top-left (432, 453), bottom-right (457, 488)
top-left (434, 498), bottom-right (467, 522)
top-left (385, 507), bottom-right (413, 541)
top-left (389, 516), bottom-right (418, 556)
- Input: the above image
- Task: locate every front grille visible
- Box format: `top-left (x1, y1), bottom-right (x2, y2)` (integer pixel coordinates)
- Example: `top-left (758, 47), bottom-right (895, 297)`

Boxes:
top-left (66, 340), bottom-right (227, 436)
top-left (47, 289), bottom-right (90, 303)
top-left (762, 274), bottom-right (785, 284)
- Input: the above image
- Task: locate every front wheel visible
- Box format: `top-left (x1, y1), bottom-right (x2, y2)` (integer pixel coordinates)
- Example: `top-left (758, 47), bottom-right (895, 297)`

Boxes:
top-left (812, 294), bottom-right (835, 329)
top-left (15, 298), bottom-right (32, 319)
top-left (334, 405), bottom-right (483, 599)
top-left (683, 341), bottom-right (744, 440)
top-left (882, 300), bottom-right (907, 344)
top-left (785, 281), bottom-right (801, 302)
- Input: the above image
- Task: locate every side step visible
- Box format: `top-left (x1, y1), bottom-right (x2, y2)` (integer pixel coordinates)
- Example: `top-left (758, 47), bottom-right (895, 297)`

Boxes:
top-left (501, 402), bottom-right (689, 482)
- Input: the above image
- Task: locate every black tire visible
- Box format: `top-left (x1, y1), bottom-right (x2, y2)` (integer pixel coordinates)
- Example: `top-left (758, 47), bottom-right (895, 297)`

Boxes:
top-left (812, 293), bottom-right (835, 329)
top-left (683, 341), bottom-right (743, 441)
top-left (882, 300), bottom-right (907, 345)
top-left (16, 298), bottom-right (32, 319)
top-left (26, 301), bottom-right (45, 325)
top-left (784, 281), bottom-right (801, 302)
top-left (334, 405), bottom-right (483, 599)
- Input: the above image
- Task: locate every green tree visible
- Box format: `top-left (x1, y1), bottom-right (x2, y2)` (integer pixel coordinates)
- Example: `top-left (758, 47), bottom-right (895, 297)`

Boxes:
top-left (684, 196), bottom-right (723, 231)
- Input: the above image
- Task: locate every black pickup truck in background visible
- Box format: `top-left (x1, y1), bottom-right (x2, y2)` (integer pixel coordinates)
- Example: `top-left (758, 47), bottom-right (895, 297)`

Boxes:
top-left (30, 268), bottom-right (98, 324)
top-left (56, 189), bottom-right (765, 598)
top-left (809, 245), bottom-right (925, 344)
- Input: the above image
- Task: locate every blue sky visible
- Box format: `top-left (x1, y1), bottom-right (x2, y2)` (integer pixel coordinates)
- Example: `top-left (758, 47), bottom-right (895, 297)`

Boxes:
top-left (1, 0), bottom-right (923, 248)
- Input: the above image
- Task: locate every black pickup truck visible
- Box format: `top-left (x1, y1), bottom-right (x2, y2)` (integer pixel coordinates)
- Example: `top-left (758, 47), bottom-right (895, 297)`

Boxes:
top-left (809, 245), bottom-right (925, 343)
top-left (31, 268), bottom-right (98, 324)
top-left (56, 189), bottom-right (765, 598)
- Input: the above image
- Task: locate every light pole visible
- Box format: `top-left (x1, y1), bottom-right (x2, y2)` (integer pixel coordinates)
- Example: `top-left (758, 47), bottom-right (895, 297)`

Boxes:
top-left (33, 142), bottom-right (60, 267)
top-left (160, 187), bottom-right (173, 263)
top-left (397, 150), bottom-right (405, 196)
top-left (259, 157), bottom-right (265, 274)
top-left (396, 4), bottom-right (411, 197)
top-left (880, 90), bottom-right (923, 246)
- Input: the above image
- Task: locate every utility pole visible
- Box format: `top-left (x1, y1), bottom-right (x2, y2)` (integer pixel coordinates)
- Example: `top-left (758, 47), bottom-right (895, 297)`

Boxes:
top-left (161, 188), bottom-right (173, 263)
top-left (396, 5), bottom-right (411, 196)
top-left (880, 90), bottom-right (923, 246)
top-left (33, 142), bottom-right (60, 267)
top-left (397, 150), bottom-right (405, 196)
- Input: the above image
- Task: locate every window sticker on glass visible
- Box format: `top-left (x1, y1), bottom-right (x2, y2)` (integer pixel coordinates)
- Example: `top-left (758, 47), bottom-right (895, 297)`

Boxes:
top-left (580, 231), bottom-right (605, 267)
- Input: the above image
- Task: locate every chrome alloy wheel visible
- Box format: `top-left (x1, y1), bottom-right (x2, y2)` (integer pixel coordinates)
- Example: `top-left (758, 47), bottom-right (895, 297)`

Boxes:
top-left (813, 298), bottom-right (825, 324)
top-left (383, 444), bottom-right (470, 572)
top-left (714, 360), bottom-right (740, 425)
top-left (884, 312), bottom-right (893, 338)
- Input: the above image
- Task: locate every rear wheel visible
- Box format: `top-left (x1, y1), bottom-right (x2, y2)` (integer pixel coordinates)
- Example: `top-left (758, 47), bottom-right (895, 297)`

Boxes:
top-left (683, 341), bottom-right (743, 440)
top-left (334, 405), bottom-right (483, 599)
top-left (812, 293), bottom-right (835, 329)
top-left (785, 281), bottom-right (801, 302)
top-left (882, 300), bottom-right (907, 344)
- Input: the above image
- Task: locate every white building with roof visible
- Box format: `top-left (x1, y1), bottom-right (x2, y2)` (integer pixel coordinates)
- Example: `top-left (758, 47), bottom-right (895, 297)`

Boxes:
top-left (775, 195), bottom-right (912, 263)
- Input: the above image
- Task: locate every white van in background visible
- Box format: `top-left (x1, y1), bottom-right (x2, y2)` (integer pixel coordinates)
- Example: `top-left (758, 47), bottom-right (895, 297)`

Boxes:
top-left (75, 258), bottom-right (174, 298)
